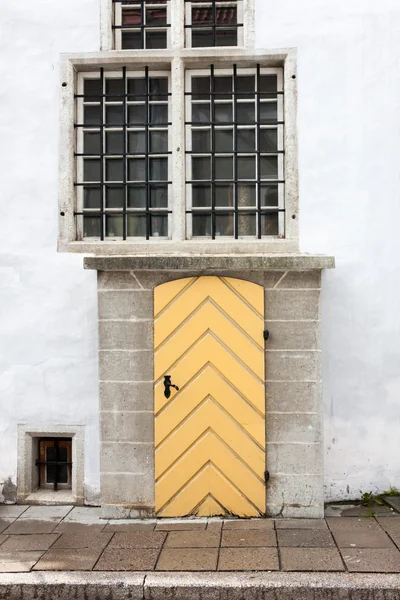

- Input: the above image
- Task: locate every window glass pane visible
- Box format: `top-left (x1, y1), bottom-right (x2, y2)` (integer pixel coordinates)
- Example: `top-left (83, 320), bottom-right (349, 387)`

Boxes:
top-left (215, 157), bottom-right (233, 179)
top-left (260, 103), bottom-right (277, 123)
top-left (237, 129), bottom-right (255, 152)
top-left (84, 79), bottom-right (102, 101)
top-left (192, 185), bottom-right (211, 207)
top-left (84, 217), bottom-right (101, 237)
top-left (192, 77), bottom-right (210, 100)
top-left (106, 185), bottom-right (124, 208)
top-left (192, 130), bottom-right (211, 153)
top-left (215, 104), bottom-right (233, 124)
top-left (192, 157), bottom-right (211, 180)
top-left (215, 214), bottom-right (234, 236)
top-left (106, 131), bottom-right (124, 154)
top-left (128, 105), bottom-right (146, 125)
top-left (260, 129), bottom-right (278, 152)
top-left (106, 78), bottom-right (124, 101)
top-left (106, 215), bottom-right (124, 237)
top-left (215, 130), bottom-right (233, 152)
top-left (128, 158), bottom-right (146, 181)
top-left (215, 5), bottom-right (237, 25)
top-left (150, 78), bottom-right (168, 100)
top-left (236, 103), bottom-right (255, 124)
top-left (238, 184), bottom-right (256, 207)
top-left (127, 215), bottom-right (146, 236)
top-left (146, 7), bottom-right (167, 24)
top-left (261, 213), bottom-right (279, 235)
top-left (192, 215), bottom-right (211, 236)
top-left (84, 132), bottom-right (101, 154)
top-left (237, 76), bottom-right (255, 99)
top-left (106, 105), bottom-right (124, 126)
top-left (122, 8), bottom-right (142, 25)
top-left (215, 77), bottom-right (232, 99)
top-left (215, 184), bottom-right (233, 207)
top-left (84, 159), bottom-right (101, 182)
top-left (84, 106), bottom-right (101, 126)
top-left (146, 30), bottom-right (167, 49)
top-left (128, 185), bottom-right (146, 208)
top-left (150, 105), bottom-right (168, 125)
top-left (192, 30), bottom-right (214, 48)
top-left (238, 214), bottom-right (256, 236)
top-left (260, 75), bottom-right (278, 97)
top-left (192, 6), bottom-right (212, 24)
top-left (128, 78), bottom-right (146, 99)
top-left (260, 156), bottom-right (278, 179)
top-left (150, 185), bottom-right (168, 208)
top-left (106, 159), bottom-right (124, 181)
top-left (128, 131), bottom-right (146, 153)
top-left (260, 184), bottom-right (279, 206)
top-left (237, 157), bottom-right (255, 179)
top-left (151, 215), bottom-right (168, 236)
top-left (192, 104), bottom-right (210, 123)
top-left (84, 187), bottom-right (101, 209)
top-left (150, 131), bottom-right (168, 153)
top-left (150, 157), bottom-right (168, 180)
top-left (122, 31), bottom-right (142, 49)
top-left (215, 29), bottom-right (237, 46)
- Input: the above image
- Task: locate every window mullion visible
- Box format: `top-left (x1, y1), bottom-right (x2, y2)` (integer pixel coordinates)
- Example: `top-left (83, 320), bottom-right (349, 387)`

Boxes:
top-left (171, 57), bottom-right (186, 241)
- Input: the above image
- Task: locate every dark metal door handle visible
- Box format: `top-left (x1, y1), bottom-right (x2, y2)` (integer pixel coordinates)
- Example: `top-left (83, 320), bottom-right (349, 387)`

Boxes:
top-left (163, 375), bottom-right (179, 399)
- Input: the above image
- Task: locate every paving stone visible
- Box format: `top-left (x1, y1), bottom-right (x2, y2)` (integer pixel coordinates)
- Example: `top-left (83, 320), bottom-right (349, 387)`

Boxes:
top-left (277, 529), bottom-right (334, 548)
top-left (109, 531), bottom-right (166, 549)
top-left (218, 547), bottom-right (279, 571)
top-left (52, 532), bottom-right (112, 550)
top-left (64, 507), bottom-right (103, 523)
top-left (326, 517), bottom-right (381, 532)
top-left (377, 517), bottom-right (400, 534)
top-left (156, 548), bottom-right (218, 571)
top-left (383, 496), bottom-right (400, 513)
top-left (3, 520), bottom-right (58, 535)
top-left (165, 531), bottom-right (220, 548)
top-left (33, 548), bottom-right (102, 571)
top-left (280, 548), bottom-right (345, 571)
top-left (0, 551), bottom-right (43, 573)
top-left (20, 506), bottom-right (73, 520)
top-left (155, 521), bottom-right (207, 531)
top-left (275, 519), bottom-right (328, 530)
top-left (54, 522), bottom-right (106, 533)
top-left (221, 530), bottom-right (277, 547)
top-left (206, 521), bottom-right (223, 532)
top-left (341, 548), bottom-right (400, 572)
top-left (332, 528), bottom-right (395, 548)
top-left (95, 547), bottom-right (160, 571)
top-left (223, 519), bottom-right (274, 530)
top-left (340, 504), bottom-right (395, 517)
top-left (1, 534), bottom-right (59, 551)
top-left (390, 533), bottom-right (400, 549)
top-left (104, 522), bottom-right (156, 532)
top-left (0, 536), bottom-right (8, 547)
top-left (0, 506), bottom-right (28, 518)
top-left (0, 520), bottom-right (14, 534)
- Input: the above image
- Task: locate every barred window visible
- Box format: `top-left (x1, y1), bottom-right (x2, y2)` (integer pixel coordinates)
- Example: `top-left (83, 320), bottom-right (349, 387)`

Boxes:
top-left (113, 0), bottom-right (171, 50)
top-left (75, 68), bottom-right (171, 240)
top-left (185, 66), bottom-right (284, 239)
top-left (185, 0), bottom-right (243, 48)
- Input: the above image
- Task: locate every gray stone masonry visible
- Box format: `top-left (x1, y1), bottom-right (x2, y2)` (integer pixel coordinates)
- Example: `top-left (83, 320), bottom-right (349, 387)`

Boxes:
top-left (94, 264), bottom-right (330, 519)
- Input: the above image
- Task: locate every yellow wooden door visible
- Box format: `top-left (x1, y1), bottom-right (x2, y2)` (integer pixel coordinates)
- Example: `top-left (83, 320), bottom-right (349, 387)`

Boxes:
top-left (154, 276), bottom-right (265, 517)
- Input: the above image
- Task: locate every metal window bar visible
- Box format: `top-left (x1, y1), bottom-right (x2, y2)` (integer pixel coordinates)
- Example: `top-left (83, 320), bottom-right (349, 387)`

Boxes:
top-left (35, 439), bottom-right (72, 492)
top-left (185, 0), bottom-right (243, 48)
top-left (185, 65), bottom-right (285, 239)
top-left (112, 0), bottom-right (170, 50)
top-left (74, 68), bottom-right (172, 240)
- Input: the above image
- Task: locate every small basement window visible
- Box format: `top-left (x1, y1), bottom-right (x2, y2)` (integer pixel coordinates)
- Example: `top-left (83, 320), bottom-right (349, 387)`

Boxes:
top-left (36, 438), bottom-right (72, 491)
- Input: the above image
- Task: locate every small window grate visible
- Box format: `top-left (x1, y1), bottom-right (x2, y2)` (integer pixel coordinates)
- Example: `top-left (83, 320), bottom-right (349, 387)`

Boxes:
top-left (36, 438), bottom-right (72, 491)
top-left (185, 0), bottom-right (243, 48)
top-left (113, 0), bottom-right (171, 50)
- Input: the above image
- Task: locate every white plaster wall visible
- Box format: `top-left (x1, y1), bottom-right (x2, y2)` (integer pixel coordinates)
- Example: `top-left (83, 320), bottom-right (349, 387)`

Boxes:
top-left (255, 0), bottom-right (400, 500)
top-left (0, 0), bottom-right (101, 503)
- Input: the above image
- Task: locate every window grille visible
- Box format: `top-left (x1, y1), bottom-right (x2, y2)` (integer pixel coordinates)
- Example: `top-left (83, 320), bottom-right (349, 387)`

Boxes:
top-left (36, 438), bottom-right (72, 491)
top-left (185, 0), bottom-right (243, 48)
top-left (185, 65), bottom-right (284, 239)
top-left (113, 0), bottom-right (171, 50)
top-left (75, 67), bottom-right (172, 240)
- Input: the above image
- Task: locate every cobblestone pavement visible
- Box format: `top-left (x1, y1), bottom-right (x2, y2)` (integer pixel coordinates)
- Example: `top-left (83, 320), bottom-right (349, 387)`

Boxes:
top-left (0, 505), bottom-right (400, 573)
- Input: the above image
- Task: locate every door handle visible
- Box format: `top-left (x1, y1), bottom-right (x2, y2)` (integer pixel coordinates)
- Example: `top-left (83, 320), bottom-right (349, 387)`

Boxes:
top-left (163, 375), bottom-right (179, 399)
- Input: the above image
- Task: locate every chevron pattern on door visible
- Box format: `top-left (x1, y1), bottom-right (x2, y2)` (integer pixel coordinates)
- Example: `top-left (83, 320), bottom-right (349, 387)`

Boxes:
top-left (154, 276), bottom-right (266, 518)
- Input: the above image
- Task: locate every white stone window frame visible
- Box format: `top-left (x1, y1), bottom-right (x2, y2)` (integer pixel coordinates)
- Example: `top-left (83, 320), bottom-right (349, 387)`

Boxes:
top-left (58, 49), bottom-right (298, 254)
top-left (17, 424), bottom-right (85, 504)
top-left (101, 0), bottom-right (254, 51)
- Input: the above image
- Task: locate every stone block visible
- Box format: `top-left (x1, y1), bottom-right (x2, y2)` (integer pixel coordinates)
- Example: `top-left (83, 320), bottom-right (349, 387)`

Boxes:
top-left (266, 381), bottom-right (321, 412)
top-left (218, 547), bottom-right (279, 571)
top-left (100, 411), bottom-right (154, 443)
top-left (98, 271), bottom-right (141, 290)
top-left (134, 271), bottom-right (195, 290)
top-left (276, 271), bottom-right (321, 289)
top-left (267, 443), bottom-right (323, 475)
top-left (265, 290), bottom-right (320, 320)
top-left (99, 350), bottom-right (153, 382)
top-left (98, 291), bottom-right (153, 320)
top-left (94, 547), bottom-right (160, 571)
top-left (280, 548), bottom-right (344, 571)
top-left (266, 475), bottom-right (324, 517)
top-left (266, 321), bottom-right (321, 350)
top-left (100, 382), bottom-right (153, 412)
top-left (101, 473), bottom-right (155, 505)
top-left (101, 442), bottom-right (154, 474)
top-left (99, 321), bottom-right (153, 351)
top-left (266, 351), bottom-right (321, 382)
top-left (267, 413), bottom-right (321, 444)
top-left (156, 548), bottom-right (218, 571)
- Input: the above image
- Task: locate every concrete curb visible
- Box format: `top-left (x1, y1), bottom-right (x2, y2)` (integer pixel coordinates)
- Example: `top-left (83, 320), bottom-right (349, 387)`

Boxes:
top-left (0, 572), bottom-right (400, 599)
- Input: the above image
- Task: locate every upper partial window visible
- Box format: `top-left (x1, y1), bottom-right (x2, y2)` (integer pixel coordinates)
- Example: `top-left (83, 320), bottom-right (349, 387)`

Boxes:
top-left (113, 0), bottom-right (171, 50)
top-left (185, 0), bottom-right (243, 48)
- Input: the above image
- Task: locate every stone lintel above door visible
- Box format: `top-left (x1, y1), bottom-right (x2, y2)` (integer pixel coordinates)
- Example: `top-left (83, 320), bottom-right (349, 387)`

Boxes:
top-left (91, 254), bottom-right (334, 520)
